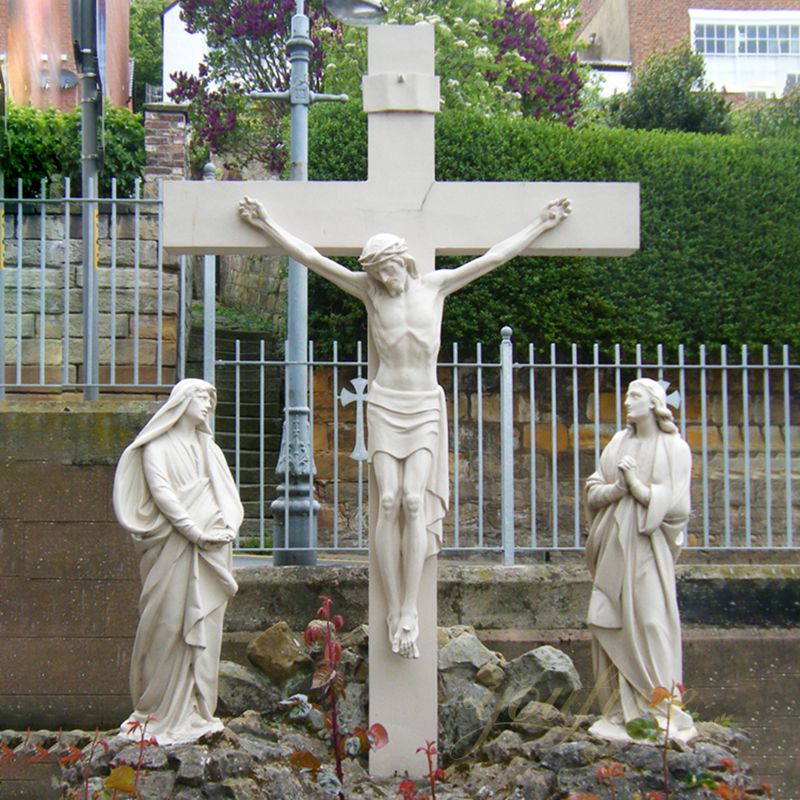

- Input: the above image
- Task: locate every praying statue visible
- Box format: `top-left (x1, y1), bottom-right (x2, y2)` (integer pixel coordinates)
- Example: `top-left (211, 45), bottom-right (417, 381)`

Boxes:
top-left (113, 379), bottom-right (243, 744)
top-left (585, 378), bottom-right (697, 742)
top-left (239, 196), bottom-right (571, 659)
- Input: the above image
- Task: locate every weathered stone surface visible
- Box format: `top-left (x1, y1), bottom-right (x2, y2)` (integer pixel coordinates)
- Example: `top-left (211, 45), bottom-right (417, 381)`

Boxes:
top-left (250, 763), bottom-right (310, 799)
top-left (480, 730), bottom-right (534, 763)
top-left (541, 740), bottom-right (599, 771)
top-left (135, 770), bottom-right (176, 799)
top-left (115, 742), bottom-right (169, 770)
top-left (246, 621), bottom-right (312, 683)
top-left (336, 680), bottom-right (368, 735)
top-left (438, 629), bottom-right (500, 672)
top-left (476, 661), bottom-right (505, 689)
top-left (171, 744), bottom-right (210, 786)
top-left (217, 661), bottom-right (282, 717)
top-left (510, 700), bottom-right (566, 737)
top-left (512, 766), bottom-right (557, 800)
top-left (225, 711), bottom-right (278, 742)
top-left (339, 624), bottom-right (369, 651)
top-left (207, 749), bottom-right (254, 782)
top-left (439, 670), bottom-right (498, 758)
top-left (500, 645), bottom-right (581, 713)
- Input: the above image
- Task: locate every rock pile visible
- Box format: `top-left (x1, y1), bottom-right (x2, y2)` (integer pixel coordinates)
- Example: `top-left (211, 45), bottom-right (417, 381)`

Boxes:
top-left (35, 622), bottom-right (760, 799)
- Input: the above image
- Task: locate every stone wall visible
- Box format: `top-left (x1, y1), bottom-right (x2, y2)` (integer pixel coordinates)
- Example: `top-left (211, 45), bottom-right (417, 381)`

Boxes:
top-left (0, 403), bottom-right (155, 729)
top-left (219, 253), bottom-right (287, 332)
top-left (2, 207), bottom-right (180, 395)
top-left (311, 366), bottom-right (800, 550)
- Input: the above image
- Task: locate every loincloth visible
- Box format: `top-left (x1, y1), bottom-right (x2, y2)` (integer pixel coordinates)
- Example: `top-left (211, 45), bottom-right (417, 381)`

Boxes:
top-left (367, 380), bottom-right (449, 557)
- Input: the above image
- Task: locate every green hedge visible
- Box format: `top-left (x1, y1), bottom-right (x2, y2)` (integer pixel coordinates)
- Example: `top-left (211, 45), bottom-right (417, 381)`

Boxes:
top-left (1, 103), bottom-right (145, 198)
top-left (306, 102), bottom-right (800, 357)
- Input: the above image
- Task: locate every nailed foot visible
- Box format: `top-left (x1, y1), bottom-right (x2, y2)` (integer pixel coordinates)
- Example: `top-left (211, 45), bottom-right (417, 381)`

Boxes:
top-left (392, 611), bottom-right (419, 659)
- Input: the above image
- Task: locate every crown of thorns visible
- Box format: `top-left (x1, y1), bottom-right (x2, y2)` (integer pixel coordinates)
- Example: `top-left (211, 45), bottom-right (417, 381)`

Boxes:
top-left (358, 237), bottom-right (409, 269)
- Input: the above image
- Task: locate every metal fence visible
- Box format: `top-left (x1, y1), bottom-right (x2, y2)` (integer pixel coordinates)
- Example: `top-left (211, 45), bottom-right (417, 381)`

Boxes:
top-left (222, 331), bottom-right (799, 560)
top-left (0, 179), bottom-right (187, 395)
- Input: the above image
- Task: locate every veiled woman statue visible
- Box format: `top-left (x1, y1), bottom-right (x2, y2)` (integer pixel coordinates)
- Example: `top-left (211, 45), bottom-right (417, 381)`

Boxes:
top-left (113, 379), bottom-right (243, 744)
top-left (585, 378), bottom-right (696, 742)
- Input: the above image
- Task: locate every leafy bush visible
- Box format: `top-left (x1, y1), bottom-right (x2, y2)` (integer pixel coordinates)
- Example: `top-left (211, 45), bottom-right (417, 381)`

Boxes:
top-left (1, 102), bottom-right (145, 197)
top-left (733, 84), bottom-right (800, 139)
top-left (604, 45), bottom-right (731, 135)
top-left (306, 102), bottom-right (800, 356)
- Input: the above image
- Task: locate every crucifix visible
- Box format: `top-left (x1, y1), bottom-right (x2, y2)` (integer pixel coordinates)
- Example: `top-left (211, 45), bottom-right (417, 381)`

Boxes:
top-left (164, 24), bottom-right (639, 778)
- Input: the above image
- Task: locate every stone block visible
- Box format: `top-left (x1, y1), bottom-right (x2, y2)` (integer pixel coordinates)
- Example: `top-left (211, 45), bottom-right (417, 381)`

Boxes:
top-left (521, 422), bottom-right (569, 452)
top-left (0, 637), bottom-right (132, 694)
top-left (312, 422), bottom-right (329, 451)
top-left (3, 338), bottom-right (64, 365)
top-left (130, 314), bottom-right (178, 341)
top-left (3, 313), bottom-right (36, 337)
top-left (0, 462), bottom-right (115, 522)
top-left (685, 424), bottom-right (722, 452)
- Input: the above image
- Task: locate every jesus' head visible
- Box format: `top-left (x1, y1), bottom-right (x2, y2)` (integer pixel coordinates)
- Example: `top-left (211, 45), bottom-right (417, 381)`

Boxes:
top-left (358, 234), bottom-right (418, 296)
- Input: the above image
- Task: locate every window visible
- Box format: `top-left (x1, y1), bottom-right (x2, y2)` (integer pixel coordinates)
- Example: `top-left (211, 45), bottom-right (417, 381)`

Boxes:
top-left (694, 22), bottom-right (800, 56)
top-left (695, 24), bottom-right (736, 55)
top-left (737, 24), bottom-right (800, 55)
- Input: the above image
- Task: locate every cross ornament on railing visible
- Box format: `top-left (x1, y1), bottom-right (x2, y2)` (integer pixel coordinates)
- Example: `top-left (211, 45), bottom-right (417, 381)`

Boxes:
top-left (339, 377), bottom-right (369, 461)
top-left (659, 379), bottom-right (681, 409)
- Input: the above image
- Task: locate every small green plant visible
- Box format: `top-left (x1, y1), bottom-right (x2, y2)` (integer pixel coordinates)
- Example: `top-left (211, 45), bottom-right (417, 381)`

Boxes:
top-left (284, 595), bottom-right (388, 798)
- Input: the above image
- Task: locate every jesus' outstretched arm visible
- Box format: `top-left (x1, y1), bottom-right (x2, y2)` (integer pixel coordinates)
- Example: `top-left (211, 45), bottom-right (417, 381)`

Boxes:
top-left (239, 197), bottom-right (367, 299)
top-left (433, 198), bottom-right (571, 297)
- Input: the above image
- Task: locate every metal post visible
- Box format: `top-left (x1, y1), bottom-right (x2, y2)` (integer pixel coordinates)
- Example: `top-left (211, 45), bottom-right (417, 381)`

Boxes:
top-left (270, 6), bottom-right (318, 565)
top-left (77, 0), bottom-right (100, 400)
top-left (500, 326), bottom-right (515, 565)
top-left (202, 162), bottom-right (216, 386)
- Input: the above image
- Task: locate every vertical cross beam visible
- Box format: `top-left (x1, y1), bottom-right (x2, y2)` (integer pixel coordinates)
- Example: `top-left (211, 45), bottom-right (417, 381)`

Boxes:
top-left (365, 25), bottom-right (440, 779)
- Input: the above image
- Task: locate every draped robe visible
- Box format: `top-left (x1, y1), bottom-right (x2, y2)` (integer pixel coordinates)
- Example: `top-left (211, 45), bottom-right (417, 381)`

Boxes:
top-left (113, 380), bottom-right (243, 744)
top-left (585, 426), bottom-right (695, 739)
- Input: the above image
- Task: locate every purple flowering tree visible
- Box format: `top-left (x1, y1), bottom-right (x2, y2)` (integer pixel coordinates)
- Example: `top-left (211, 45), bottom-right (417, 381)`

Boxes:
top-left (169, 0), bottom-right (341, 171)
top-left (489, 0), bottom-right (582, 125)
top-left (169, 0), bottom-right (585, 171)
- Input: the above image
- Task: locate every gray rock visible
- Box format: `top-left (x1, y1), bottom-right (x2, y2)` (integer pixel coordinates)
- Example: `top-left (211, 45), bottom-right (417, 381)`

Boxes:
top-left (235, 734), bottom-right (283, 761)
top-left (512, 766), bottom-right (557, 800)
top-left (476, 661), bottom-right (506, 689)
top-left (541, 740), bottom-right (599, 771)
top-left (439, 670), bottom-right (500, 758)
top-left (510, 700), bottom-right (565, 737)
top-left (172, 745), bottom-right (210, 786)
top-left (225, 711), bottom-right (279, 742)
top-left (500, 645), bottom-right (581, 714)
top-left (480, 730), bottom-right (533, 763)
top-left (173, 789), bottom-right (205, 800)
top-left (115, 742), bottom-right (169, 770)
top-left (136, 770), bottom-right (176, 799)
top-left (336, 680), bottom-right (368, 734)
top-left (250, 762), bottom-right (311, 799)
top-left (207, 750), bottom-right (254, 782)
top-left (217, 660), bottom-right (282, 716)
top-left (439, 630), bottom-right (501, 672)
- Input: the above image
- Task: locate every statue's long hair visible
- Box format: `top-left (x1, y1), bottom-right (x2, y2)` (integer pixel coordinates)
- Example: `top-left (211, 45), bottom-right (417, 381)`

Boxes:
top-left (627, 378), bottom-right (678, 434)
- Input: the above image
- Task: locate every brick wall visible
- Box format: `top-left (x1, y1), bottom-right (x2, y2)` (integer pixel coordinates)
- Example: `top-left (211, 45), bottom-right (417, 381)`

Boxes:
top-left (628, 0), bottom-right (800, 68)
top-left (143, 106), bottom-right (190, 187)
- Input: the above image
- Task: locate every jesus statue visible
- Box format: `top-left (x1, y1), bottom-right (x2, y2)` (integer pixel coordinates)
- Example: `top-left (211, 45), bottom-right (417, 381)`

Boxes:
top-left (239, 196), bottom-right (571, 658)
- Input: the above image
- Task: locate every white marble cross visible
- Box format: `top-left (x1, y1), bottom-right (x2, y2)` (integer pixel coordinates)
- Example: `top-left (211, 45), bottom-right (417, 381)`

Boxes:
top-left (164, 24), bottom-right (639, 778)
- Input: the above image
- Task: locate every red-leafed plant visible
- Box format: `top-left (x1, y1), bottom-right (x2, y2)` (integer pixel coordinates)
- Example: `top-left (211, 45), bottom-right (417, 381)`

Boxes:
top-left (284, 595), bottom-right (388, 799)
top-left (395, 740), bottom-right (446, 800)
top-left (711, 757), bottom-right (773, 799)
top-left (596, 760), bottom-right (625, 800)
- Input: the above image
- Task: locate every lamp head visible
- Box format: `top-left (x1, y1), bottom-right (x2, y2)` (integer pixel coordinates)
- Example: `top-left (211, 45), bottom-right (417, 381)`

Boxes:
top-left (324, 0), bottom-right (387, 26)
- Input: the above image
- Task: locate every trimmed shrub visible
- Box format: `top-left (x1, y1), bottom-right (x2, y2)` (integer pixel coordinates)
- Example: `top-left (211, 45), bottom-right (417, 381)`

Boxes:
top-left (1, 103), bottom-right (145, 198)
top-left (307, 102), bottom-right (800, 356)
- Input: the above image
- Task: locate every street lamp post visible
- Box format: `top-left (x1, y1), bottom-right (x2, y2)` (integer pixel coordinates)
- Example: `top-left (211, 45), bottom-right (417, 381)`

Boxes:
top-left (253, 0), bottom-right (385, 566)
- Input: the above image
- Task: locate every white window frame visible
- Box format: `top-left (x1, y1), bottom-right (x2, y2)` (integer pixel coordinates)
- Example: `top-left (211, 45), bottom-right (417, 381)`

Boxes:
top-left (692, 9), bottom-right (800, 55)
